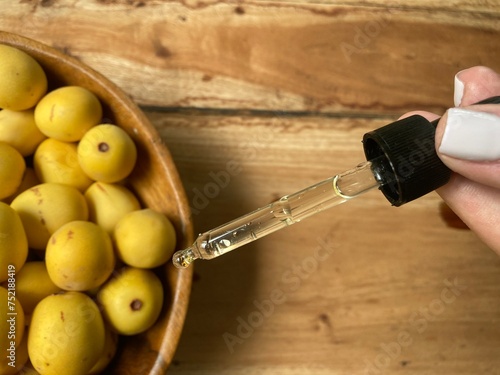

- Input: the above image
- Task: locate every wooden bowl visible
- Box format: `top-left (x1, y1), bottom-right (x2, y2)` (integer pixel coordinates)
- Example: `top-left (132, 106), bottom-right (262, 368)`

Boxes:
top-left (0, 31), bottom-right (194, 374)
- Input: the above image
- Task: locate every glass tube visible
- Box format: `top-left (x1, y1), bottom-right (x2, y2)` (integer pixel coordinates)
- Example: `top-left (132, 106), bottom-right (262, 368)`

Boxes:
top-left (173, 158), bottom-right (385, 268)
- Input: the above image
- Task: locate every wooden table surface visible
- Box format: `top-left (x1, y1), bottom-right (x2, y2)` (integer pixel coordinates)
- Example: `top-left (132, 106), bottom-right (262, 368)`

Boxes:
top-left (3, 1), bottom-right (500, 374)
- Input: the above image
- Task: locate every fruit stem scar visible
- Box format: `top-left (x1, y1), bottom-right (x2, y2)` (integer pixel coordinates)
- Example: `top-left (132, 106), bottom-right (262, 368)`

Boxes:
top-left (130, 299), bottom-right (143, 311)
top-left (98, 142), bottom-right (109, 152)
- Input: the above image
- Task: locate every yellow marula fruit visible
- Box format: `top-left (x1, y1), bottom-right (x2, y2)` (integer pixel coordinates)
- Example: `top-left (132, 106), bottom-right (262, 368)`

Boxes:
top-left (0, 142), bottom-right (26, 200)
top-left (78, 124), bottom-right (137, 183)
top-left (0, 286), bottom-right (25, 352)
top-left (0, 108), bottom-right (46, 156)
top-left (98, 267), bottom-right (164, 336)
top-left (34, 86), bottom-right (102, 142)
top-left (85, 182), bottom-right (141, 233)
top-left (0, 44), bottom-right (48, 110)
top-left (46, 221), bottom-right (115, 291)
top-left (14, 261), bottom-right (61, 314)
top-left (0, 202), bottom-right (28, 283)
top-left (114, 208), bottom-right (176, 268)
top-left (10, 183), bottom-right (89, 250)
top-left (34, 138), bottom-right (93, 192)
top-left (28, 291), bottom-right (105, 375)
top-left (87, 325), bottom-right (118, 374)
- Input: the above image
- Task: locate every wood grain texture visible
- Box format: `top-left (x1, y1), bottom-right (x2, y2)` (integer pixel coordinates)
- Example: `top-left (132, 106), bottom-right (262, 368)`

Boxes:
top-left (149, 110), bottom-right (500, 374)
top-left (2, 1), bottom-right (500, 373)
top-left (2, 1), bottom-right (500, 113)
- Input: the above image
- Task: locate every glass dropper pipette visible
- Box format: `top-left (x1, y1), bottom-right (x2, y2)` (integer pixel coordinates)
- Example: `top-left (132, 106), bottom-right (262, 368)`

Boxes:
top-left (172, 96), bottom-right (500, 269)
top-left (173, 157), bottom-right (390, 268)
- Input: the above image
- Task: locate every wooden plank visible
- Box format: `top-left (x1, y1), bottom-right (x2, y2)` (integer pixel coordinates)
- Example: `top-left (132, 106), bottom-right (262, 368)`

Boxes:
top-left (1, 1), bottom-right (499, 113)
top-left (253, 0), bottom-right (500, 12)
top-left (146, 109), bottom-right (500, 374)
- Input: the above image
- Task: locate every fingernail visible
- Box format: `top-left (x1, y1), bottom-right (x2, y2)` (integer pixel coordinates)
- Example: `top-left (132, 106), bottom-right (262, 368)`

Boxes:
top-left (454, 73), bottom-right (464, 107)
top-left (439, 108), bottom-right (500, 161)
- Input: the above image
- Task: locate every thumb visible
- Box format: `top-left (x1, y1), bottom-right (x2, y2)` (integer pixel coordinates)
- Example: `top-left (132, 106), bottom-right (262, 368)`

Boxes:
top-left (436, 104), bottom-right (500, 189)
top-left (434, 104), bottom-right (500, 255)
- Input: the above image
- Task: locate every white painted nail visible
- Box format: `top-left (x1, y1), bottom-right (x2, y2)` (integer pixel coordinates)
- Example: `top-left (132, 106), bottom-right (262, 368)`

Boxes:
top-left (439, 108), bottom-right (500, 161)
top-left (454, 74), bottom-right (464, 107)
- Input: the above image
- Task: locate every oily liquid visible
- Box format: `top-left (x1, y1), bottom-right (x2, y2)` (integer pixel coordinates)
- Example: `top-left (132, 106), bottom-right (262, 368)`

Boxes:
top-left (191, 187), bottom-right (345, 261)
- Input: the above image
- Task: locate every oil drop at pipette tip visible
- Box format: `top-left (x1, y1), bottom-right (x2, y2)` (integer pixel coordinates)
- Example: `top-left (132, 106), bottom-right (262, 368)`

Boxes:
top-left (173, 248), bottom-right (197, 268)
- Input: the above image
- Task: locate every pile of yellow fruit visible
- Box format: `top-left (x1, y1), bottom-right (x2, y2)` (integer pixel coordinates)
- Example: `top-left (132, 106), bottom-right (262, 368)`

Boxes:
top-left (0, 44), bottom-right (177, 375)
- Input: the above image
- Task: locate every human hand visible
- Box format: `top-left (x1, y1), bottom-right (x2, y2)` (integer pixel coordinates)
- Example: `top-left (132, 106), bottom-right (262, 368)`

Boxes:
top-left (401, 66), bottom-right (500, 255)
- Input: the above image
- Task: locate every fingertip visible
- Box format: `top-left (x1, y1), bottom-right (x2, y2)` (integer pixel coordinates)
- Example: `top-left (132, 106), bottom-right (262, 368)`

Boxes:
top-left (452, 66), bottom-right (500, 106)
top-left (436, 107), bottom-right (500, 190)
top-left (437, 107), bottom-right (500, 161)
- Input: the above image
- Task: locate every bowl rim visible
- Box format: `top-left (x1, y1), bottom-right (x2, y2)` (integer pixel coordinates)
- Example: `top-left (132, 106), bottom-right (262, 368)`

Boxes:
top-left (0, 30), bottom-right (194, 373)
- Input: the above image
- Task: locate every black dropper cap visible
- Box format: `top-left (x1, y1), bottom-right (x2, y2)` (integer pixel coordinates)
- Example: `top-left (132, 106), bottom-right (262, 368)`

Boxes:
top-left (362, 96), bottom-right (500, 206)
top-left (362, 115), bottom-right (449, 206)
